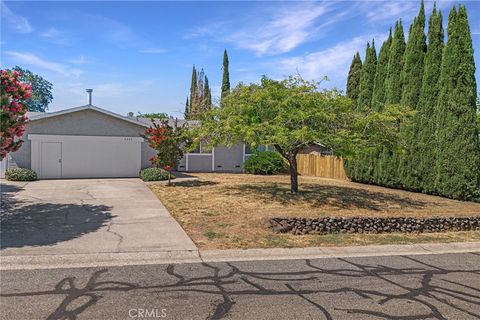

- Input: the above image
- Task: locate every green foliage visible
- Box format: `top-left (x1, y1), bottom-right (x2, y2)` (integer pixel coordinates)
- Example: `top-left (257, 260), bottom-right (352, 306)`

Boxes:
top-left (400, 1), bottom-right (427, 108)
top-left (5, 168), bottom-right (37, 181)
top-left (372, 29), bottom-right (392, 109)
top-left (186, 66), bottom-right (212, 119)
top-left (244, 151), bottom-right (287, 175)
top-left (221, 49), bottom-right (230, 102)
top-left (399, 1), bottom-right (427, 189)
top-left (404, 4), bottom-right (444, 192)
top-left (346, 52), bottom-right (362, 101)
top-left (385, 20), bottom-right (406, 104)
top-left (194, 76), bottom-right (412, 193)
top-left (140, 167), bottom-right (172, 182)
top-left (12, 66), bottom-right (52, 112)
top-left (345, 2), bottom-right (479, 201)
top-left (357, 41), bottom-right (377, 107)
top-left (434, 5), bottom-right (480, 200)
top-left (138, 112), bottom-right (168, 119)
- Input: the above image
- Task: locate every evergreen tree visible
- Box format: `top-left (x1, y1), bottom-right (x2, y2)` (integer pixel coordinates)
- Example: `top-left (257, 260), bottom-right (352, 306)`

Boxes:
top-left (188, 65), bottom-right (197, 118)
top-left (372, 29), bottom-right (392, 110)
top-left (186, 66), bottom-right (212, 119)
top-left (385, 20), bottom-right (406, 104)
top-left (399, 1), bottom-right (427, 189)
top-left (346, 52), bottom-right (362, 101)
top-left (184, 97), bottom-right (190, 119)
top-left (204, 75), bottom-right (212, 111)
top-left (357, 41), bottom-right (377, 107)
top-left (434, 5), bottom-right (480, 200)
top-left (405, 4), bottom-right (444, 191)
top-left (400, 1), bottom-right (427, 108)
top-left (221, 49), bottom-right (230, 102)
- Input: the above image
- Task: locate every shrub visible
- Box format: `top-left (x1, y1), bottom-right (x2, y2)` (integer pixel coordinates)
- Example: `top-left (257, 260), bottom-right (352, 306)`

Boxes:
top-left (140, 167), bottom-right (173, 182)
top-left (5, 168), bottom-right (37, 181)
top-left (244, 150), bottom-right (286, 175)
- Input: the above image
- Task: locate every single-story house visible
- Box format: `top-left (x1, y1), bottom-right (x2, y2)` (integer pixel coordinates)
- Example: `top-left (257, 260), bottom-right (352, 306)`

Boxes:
top-left (4, 100), bottom-right (253, 179)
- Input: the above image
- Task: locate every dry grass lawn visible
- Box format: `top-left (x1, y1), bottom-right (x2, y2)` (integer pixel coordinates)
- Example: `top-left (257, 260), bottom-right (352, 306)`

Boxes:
top-left (149, 173), bottom-right (480, 249)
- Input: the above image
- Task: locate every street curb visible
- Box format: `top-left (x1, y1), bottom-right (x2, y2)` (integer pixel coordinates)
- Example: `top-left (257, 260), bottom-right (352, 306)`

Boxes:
top-left (2, 242), bottom-right (479, 270)
top-left (200, 242), bottom-right (480, 262)
top-left (0, 250), bottom-right (202, 270)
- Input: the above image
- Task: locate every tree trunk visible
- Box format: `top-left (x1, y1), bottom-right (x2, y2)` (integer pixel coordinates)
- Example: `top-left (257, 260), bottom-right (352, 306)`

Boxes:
top-left (288, 154), bottom-right (299, 194)
top-left (168, 171), bottom-right (171, 186)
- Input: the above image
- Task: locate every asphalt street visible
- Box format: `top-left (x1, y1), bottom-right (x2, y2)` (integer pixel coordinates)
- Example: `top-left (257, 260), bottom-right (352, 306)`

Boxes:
top-left (1, 252), bottom-right (479, 320)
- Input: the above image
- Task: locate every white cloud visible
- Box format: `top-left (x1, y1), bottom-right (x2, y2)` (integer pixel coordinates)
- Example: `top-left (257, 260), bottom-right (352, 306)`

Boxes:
top-left (40, 27), bottom-right (62, 38)
top-left (186, 2), bottom-right (335, 56)
top-left (68, 56), bottom-right (90, 65)
top-left (5, 51), bottom-right (84, 77)
top-left (138, 48), bottom-right (167, 54)
top-left (1, 2), bottom-right (32, 33)
top-left (279, 33), bottom-right (386, 84)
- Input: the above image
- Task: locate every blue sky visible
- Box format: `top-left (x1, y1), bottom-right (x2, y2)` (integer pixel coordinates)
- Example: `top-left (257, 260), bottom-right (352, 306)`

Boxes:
top-left (1, 1), bottom-right (479, 118)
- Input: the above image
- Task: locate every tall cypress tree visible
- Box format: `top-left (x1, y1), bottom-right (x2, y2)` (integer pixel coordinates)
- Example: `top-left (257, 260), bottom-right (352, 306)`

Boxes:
top-left (221, 49), bottom-right (230, 102)
top-left (357, 41), bottom-right (377, 107)
top-left (372, 29), bottom-right (392, 110)
top-left (380, 21), bottom-right (406, 187)
top-left (405, 4), bottom-right (444, 192)
top-left (346, 52), bottom-right (362, 101)
top-left (184, 97), bottom-right (190, 119)
top-left (401, 1), bottom-right (427, 107)
top-left (189, 65), bottom-right (197, 117)
top-left (399, 1), bottom-right (427, 189)
top-left (385, 20), bottom-right (406, 104)
top-left (434, 5), bottom-right (480, 200)
top-left (204, 75), bottom-right (212, 111)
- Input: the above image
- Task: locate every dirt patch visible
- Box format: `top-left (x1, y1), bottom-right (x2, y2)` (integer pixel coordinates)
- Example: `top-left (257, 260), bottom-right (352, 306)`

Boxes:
top-left (149, 173), bottom-right (480, 249)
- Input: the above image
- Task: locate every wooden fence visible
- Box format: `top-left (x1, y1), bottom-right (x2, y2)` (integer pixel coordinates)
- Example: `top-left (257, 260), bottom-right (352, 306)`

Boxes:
top-left (296, 154), bottom-right (347, 180)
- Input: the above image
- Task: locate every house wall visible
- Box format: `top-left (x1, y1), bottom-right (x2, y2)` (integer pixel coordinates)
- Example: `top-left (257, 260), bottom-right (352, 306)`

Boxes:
top-left (178, 143), bottom-right (245, 173)
top-left (11, 109), bottom-right (155, 170)
top-left (213, 144), bottom-right (244, 172)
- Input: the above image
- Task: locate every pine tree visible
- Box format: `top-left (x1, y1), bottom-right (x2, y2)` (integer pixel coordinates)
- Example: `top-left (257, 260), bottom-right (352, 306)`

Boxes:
top-left (385, 20), bottom-right (406, 104)
top-left (357, 41), bottom-right (377, 107)
top-left (401, 1), bottom-right (427, 108)
top-left (221, 49), bottom-right (230, 102)
top-left (346, 52), bottom-right (362, 101)
top-left (372, 29), bottom-right (392, 110)
top-left (405, 4), bottom-right (444, 192)
top-left (434, 5), bottom-right (480, 200)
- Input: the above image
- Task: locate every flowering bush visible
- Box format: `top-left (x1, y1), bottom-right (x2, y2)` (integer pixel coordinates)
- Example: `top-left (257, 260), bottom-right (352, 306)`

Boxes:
top-left (1, 69), bottom-right (31, 160)
top-left (143, 118), bottom-right (186, 185)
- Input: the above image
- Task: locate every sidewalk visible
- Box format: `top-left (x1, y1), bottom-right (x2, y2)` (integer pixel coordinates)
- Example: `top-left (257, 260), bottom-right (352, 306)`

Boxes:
top-left (2, 241), bottom-right (479, 270)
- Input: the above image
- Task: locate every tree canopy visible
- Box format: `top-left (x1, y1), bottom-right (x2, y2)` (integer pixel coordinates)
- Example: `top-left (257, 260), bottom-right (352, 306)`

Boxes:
top-left (12, 66), bottom-right (52, 112)
top-left (194, 76), bottom-right (413, 193)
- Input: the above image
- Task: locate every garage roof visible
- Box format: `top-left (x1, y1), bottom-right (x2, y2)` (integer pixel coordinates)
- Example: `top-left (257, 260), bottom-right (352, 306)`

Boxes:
top-left (27, 105), bottom-right (149, 127)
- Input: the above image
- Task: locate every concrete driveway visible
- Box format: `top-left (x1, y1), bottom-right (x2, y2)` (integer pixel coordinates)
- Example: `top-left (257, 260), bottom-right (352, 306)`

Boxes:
top-left (0, 179), bottom-right (197, 258)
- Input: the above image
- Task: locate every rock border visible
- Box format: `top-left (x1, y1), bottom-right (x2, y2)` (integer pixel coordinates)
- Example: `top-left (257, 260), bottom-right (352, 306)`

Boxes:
top-left (267, 217), bottom-right (480, 235)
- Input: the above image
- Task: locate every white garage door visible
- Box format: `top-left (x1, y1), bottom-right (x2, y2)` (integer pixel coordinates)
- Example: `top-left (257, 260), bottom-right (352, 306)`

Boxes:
top-left (29, 135), bottom-right (143, 179)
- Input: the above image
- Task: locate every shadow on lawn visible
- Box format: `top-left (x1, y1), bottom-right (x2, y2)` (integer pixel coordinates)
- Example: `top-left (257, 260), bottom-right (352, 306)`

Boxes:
top-left (173, 180), bottom-right (219, 187)
top-left (223, 183), bottom-right (429, 211)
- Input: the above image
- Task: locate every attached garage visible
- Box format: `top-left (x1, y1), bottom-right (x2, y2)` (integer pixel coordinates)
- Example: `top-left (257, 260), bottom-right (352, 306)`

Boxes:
top-left (29, 135), bottom-right (143, 179)
top-left (10, 104), bottom-right (157, 179)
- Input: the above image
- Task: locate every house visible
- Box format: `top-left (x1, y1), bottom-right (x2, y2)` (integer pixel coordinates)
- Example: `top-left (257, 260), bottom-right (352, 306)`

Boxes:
top-left (5, 91), bottom-right (250, 179)
top-left (298, 142), bottom-right (334, 156)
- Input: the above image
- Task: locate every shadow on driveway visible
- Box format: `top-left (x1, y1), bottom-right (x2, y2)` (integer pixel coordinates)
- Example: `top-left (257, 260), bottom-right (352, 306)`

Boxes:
top-left (1, 202), bottom-right (113, 249)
